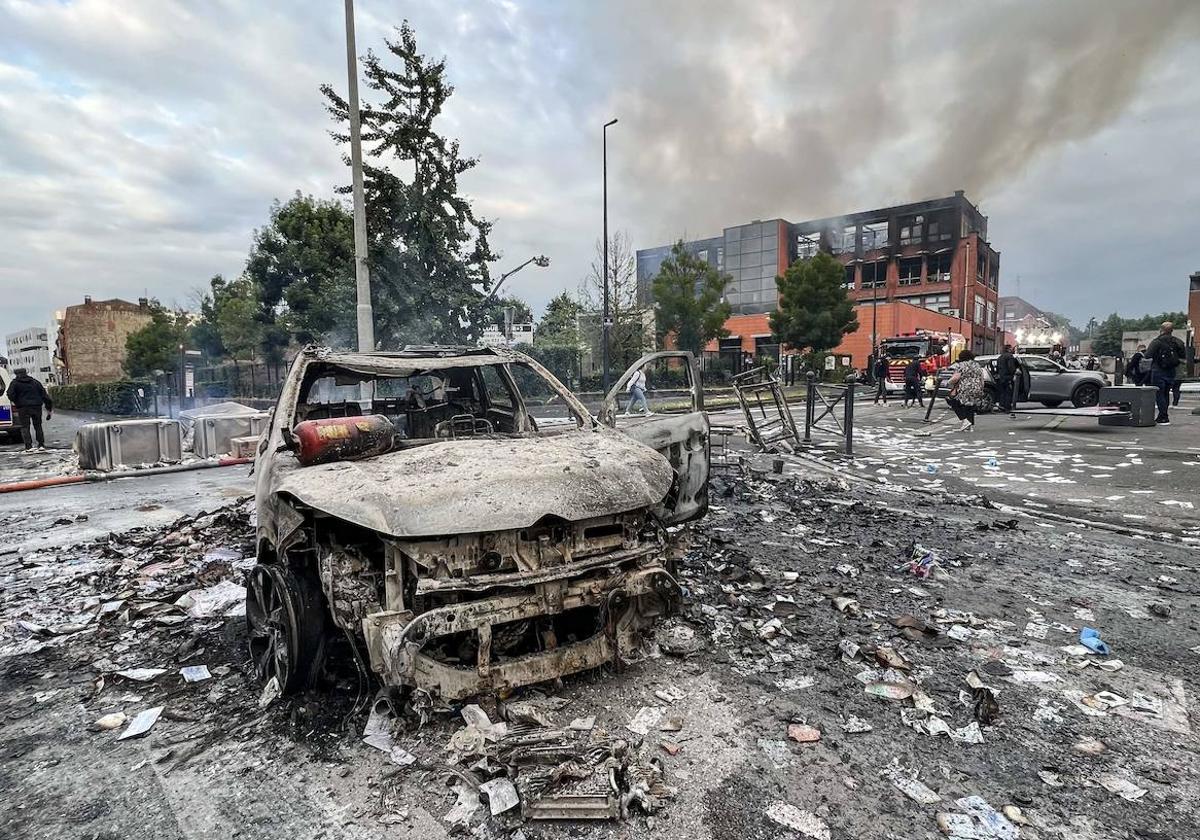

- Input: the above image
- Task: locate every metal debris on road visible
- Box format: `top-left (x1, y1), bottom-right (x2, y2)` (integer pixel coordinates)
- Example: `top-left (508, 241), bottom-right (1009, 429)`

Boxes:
top-left (116, 706), bottom-right (163, 741)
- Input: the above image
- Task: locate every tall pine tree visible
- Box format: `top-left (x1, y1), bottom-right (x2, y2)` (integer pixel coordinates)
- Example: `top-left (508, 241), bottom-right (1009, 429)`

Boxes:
top-left (321, 22), bottom-right (497, 347)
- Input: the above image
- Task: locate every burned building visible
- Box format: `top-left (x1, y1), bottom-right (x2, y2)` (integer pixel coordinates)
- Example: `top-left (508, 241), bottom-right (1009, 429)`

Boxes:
top-left (636, 191), bottom-right (1003, 365)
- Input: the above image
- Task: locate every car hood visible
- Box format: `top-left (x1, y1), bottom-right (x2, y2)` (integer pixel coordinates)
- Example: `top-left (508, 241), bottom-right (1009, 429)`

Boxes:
top-left (273, 427), bottom-right (673, 538)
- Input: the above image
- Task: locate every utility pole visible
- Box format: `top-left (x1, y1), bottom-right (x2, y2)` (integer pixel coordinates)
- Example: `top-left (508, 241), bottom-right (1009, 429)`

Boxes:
top-left (602, 118), bottom-right (617, 394)
top-left (344, 0), bottom-right (374, 352)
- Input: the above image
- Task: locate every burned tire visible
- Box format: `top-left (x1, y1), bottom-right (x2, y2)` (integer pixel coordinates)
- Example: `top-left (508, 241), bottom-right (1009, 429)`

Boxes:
top-left (1072, 383), bottom-right (1100, 408)
top-left (247, 564), bottom-right (328, 694)
top-left (1041, 400), bottom-right (1063, 408)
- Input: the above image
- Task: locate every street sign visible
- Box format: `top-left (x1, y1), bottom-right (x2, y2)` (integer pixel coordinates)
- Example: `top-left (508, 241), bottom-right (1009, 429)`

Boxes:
top-left (824, 356), bottom-right (836, 370)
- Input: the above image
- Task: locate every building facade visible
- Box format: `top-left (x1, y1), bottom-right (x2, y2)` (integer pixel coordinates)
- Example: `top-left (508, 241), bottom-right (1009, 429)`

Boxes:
top-left (5, 326), bottom-right (56, 384)
top-left (636, 191), bottom-right (1003, 358)
top-left (56, 296), bottom-right (154, 384)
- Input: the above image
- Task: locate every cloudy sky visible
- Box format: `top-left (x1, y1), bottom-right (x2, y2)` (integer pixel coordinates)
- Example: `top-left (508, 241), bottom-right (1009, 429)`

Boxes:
top-left (2, 0), bottom-right (1199, 342)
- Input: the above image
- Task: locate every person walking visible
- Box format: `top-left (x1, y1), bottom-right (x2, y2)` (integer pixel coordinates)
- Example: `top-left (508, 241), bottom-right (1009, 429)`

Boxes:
top-left (945, 350), bottom-right (986, 432)
top-left (994, 344), bottom-right (1018, 417)
top-left (1145, 321), bottom-right (1186, 425)
top-left (624, 364), bottom-right (651, 415)
top-left (5, 368), bottom-right (53, 451)
top-left (902, 359), bottom-right (925, 408)
top-left (872, 353), bottom-right (889, 405)
top-left (1125, 344), bottom-right (1147, 386)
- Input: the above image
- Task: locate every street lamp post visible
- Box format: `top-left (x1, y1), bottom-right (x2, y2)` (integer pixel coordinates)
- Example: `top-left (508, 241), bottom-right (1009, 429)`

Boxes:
top-left (481, 255), bottom-right (550, 306)
top-left (602, 118), bottom-right (618, 394)
top-left (344, 0), bottom-right (374, 352)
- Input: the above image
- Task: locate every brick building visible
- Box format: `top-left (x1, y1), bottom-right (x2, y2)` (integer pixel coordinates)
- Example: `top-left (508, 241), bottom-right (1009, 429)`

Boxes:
top-left (636, 191), bottom-right (1003, 365)
top-left (56, 296), bottom-right (153, 384)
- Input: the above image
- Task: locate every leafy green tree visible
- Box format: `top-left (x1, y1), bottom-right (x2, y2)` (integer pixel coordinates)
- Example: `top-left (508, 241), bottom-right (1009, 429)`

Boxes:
top-left (215, 277), bottom-right (265, 363)
top-left (537, 291), bottom-right (582, 344)
top-left (1091, 312), bottom-right (1125, 357)
top-left (245, 194), bottom-right (356, 349)
top-left (124, 304), bottom-right (186, 378)
top-left (650, 240), bottom-right (732, 354)
top-left (321, 21), bottom-right (497, 347)
top-left (769, 252), bottom-right (859, 353)
top-left (1125, 311), bottom-right (1188, 332)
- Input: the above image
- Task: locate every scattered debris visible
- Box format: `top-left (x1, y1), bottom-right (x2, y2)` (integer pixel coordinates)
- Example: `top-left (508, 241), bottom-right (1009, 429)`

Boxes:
top-left (1079, 626), bottom-right (1111, 655)
top-left (1097, 773), bottom-right (1147, 801)
top-left (116, 706), bottom-right (163, 741)
top-left (178, 665), bottom-right (211, 683)
top-left (480, 778), bottom-right (521, 815)
top-left (884, 766), bottom-right (942, 805)
top-left (93, 712), bottom-right (128, 731)
top-left (787, 723), bottom-right (821, 743)
top-left (764, 802), bottom-right (831, 840)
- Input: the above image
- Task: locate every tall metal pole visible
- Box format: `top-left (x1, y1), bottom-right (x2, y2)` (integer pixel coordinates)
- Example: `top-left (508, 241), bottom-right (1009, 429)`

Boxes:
top-left (601, 118), bottom-right (617, 394)
top-left (344, 0), bottom-right (374, 352)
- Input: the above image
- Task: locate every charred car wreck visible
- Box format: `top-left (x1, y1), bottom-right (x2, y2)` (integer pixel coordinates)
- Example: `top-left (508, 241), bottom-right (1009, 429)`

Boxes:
top-left (249, 346), bottom-right (709, 702)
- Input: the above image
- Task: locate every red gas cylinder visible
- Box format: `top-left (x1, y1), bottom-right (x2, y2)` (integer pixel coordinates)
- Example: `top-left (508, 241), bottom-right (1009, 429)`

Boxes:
top-left (293, 415), bottom-right (396, 466)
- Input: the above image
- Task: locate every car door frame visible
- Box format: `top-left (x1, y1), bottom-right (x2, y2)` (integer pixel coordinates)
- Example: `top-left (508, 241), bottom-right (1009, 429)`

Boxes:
top-left (600, 351), bottom-right (709, 525)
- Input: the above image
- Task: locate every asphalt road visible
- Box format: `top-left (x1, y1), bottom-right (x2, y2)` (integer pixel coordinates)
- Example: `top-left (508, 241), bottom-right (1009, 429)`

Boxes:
top-left (710, 387), bottom-right (1200, 535)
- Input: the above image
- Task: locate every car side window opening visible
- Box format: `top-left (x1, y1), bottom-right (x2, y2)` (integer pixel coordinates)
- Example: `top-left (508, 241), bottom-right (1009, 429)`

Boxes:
top-left (1021, 356), bottom-right (1056, 373)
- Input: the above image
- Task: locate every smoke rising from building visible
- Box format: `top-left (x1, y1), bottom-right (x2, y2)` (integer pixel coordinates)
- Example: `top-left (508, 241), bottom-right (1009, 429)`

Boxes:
top-left (579, 0), bottom-right (1200, 242)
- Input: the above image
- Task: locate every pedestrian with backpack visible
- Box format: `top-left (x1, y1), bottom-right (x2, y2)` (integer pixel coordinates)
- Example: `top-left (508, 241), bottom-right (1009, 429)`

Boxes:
top-left (1125, 344), bottom-right (1148, 386)
top-left (1145, 322), bottom-right (1186, 425)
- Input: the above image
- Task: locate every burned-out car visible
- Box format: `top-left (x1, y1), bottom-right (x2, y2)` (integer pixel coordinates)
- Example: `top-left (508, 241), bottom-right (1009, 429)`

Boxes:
top-left (249, 345), bottom-right (708, 701)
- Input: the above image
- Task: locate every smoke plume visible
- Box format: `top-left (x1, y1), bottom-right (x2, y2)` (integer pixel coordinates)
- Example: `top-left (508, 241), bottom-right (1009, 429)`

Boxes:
top-left (575, 0), bottom-right (1200, 239)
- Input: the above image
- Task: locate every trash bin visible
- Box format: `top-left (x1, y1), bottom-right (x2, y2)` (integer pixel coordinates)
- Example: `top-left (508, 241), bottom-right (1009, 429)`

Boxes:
top-left (1098, 385), bottom-right (1157, 428)
top-left (76, 419), bottom-right (183, 470)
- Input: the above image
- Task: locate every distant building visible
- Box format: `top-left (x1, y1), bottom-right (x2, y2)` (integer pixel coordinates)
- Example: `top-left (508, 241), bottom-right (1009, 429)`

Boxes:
top-left (637, 190), bottom-right (1003, 359)
top-left (56, 296), bottom-right (154, 384)
top-left (5, 326), bottom-right (56, 384)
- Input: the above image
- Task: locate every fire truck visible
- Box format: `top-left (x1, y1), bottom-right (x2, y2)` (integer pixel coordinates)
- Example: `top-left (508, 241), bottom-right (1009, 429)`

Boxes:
top-left (878, 330), bottom-right (966, 393)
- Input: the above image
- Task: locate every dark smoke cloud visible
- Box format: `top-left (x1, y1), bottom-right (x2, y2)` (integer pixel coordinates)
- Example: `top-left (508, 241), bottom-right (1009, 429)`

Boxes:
top-left (577, 0), bottom-right (1200, 240)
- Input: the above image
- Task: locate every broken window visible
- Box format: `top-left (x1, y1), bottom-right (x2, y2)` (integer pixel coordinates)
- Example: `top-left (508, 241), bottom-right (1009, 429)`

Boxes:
top-left (843, 264), bottom-right (857, 289)
top-left (899, 215), bottom-right (924, 245)
top-left (973, 295), bottom-right (986, 325)
top-left (796, 232), bottom-right (820, 259)
top-left (928, 252), bottom-right (952, 283)
top-left (862, 221), bottom-right (889, 249)
top-left (860, 261), bottom-right (886, 289)
top-left (898, 257), bottom-right (922, 285)
top-left (832, 225), bottom-right (856, 254)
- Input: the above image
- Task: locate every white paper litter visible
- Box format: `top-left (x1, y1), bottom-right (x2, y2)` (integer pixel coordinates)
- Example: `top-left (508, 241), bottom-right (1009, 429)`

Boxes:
top-left (116, 668), bottom-right (168, 682)
top-left (116, 706), bottom-right (163, 741)
top-left (179, 665), bottom-right (211, 683)
top-left (479, 778), bottom-right (520, 815)
top-left (175, 579), bottom-right (247, 618)
top-left (627, 706), bottom-right (665, 735)
top-left (764, 802), bottom-right (831, 840)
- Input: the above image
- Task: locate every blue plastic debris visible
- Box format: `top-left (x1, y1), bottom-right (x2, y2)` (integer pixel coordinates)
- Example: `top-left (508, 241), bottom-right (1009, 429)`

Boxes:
top-left (1080, 627), bottom-right (1111, 655)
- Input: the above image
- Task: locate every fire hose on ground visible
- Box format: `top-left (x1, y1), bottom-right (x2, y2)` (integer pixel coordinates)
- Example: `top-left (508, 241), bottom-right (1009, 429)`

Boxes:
top-left (0, 457), bottom-right (253, 495)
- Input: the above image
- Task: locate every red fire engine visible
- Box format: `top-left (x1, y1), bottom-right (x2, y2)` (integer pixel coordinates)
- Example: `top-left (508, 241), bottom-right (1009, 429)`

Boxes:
top-left (878, 330), bottom-right (966, 393)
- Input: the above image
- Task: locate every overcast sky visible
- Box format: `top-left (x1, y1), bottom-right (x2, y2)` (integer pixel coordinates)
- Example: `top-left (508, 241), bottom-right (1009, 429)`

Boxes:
top-left (2, 0), bottom-right (1199, 342)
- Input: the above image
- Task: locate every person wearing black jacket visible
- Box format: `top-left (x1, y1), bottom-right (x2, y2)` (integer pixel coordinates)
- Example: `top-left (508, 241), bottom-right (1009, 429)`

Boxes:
top-left (872, 353), bottom-right (889, 405)
top-left (902, 359), bottom-right (925, 408)
top-left (994, 344), bottom-right (1018, 416)
top-left (5, 368), bottom-right (53, 451)
top-left (1146, 322), bottom-right (1187, 425)
top-left (1125, 345), bottom-right (1147, 386)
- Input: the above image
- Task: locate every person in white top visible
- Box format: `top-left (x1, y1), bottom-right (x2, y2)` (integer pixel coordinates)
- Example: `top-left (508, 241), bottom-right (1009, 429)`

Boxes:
top-left (625, 366), bottom-right (651, 415)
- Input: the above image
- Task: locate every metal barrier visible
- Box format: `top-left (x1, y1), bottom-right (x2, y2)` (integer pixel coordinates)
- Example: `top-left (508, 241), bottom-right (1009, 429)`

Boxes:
top-left (732, 367), bottom-right (802, 451)
top-left (803, 371), bottom-right (857, 456)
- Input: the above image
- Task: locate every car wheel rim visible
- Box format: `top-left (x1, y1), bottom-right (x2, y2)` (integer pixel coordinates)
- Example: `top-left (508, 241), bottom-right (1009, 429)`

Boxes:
top-left (247, 565), bottom-right (294, 689)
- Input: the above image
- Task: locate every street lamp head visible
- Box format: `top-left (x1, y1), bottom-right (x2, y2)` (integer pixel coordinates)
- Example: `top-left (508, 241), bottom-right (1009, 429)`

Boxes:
top-left (533, 255), bottom-right (550, 268)
top-left (604, 118), bottom-right (618, 128)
